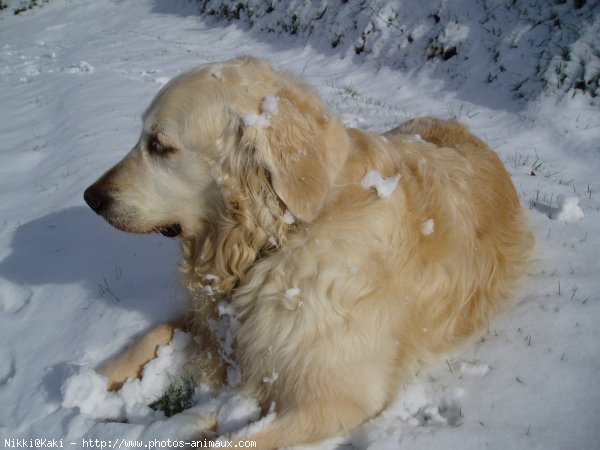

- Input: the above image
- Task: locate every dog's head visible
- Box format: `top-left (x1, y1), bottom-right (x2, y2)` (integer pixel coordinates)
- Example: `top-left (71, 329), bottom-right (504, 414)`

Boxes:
top-left (84, 57), bottom-right (348, 244)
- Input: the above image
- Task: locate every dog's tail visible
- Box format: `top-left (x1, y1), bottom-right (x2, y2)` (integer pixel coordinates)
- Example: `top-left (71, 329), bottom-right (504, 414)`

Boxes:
top-left (387, 116), bottom-right (487, 150)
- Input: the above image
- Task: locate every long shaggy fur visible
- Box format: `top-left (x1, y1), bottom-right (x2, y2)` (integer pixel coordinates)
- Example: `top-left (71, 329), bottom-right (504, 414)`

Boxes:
top-left (84, 57), bottom-right (534, 449)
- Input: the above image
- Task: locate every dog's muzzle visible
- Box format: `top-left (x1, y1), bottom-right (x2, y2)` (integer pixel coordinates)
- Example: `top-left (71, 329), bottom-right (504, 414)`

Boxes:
top-left (83, 184), bottom-right (112, 215)
top-left (84, 182), bottom-right (182, 238)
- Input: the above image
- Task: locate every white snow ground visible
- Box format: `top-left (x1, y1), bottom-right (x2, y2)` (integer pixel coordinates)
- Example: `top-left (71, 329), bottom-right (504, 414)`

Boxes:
top-left (1, 0), bottom-right (599, 449)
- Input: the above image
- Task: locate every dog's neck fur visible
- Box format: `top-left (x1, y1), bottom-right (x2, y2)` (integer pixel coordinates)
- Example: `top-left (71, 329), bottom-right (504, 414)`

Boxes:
top-left (180, 163), bottom-right (292, 297)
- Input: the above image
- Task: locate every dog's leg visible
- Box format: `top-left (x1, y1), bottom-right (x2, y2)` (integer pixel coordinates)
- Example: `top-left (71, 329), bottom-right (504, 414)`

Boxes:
top-left (230, 400), bottom-right (373, 450)
top-left (99, 314), bottom-right (191, 390)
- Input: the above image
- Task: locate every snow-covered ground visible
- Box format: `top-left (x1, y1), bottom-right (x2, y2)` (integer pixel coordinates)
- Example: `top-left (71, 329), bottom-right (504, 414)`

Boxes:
top-left (1, 0), bottom-right (599, 448)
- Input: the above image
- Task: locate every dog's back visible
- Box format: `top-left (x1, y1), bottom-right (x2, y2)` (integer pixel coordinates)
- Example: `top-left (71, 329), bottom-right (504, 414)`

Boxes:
top-left (385, 118), bottom-right (534, 349)
top-left (232, 117), bottom-right (534, 449)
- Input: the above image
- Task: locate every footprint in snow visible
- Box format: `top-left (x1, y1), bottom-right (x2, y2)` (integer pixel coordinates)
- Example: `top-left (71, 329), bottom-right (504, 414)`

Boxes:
top-left (415, 398), bottom-right (463, 427)
top-left (395, 383), bottom-right (465, 428)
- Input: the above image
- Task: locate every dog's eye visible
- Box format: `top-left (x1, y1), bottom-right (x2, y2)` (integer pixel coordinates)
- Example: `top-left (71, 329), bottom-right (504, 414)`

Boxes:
top-left (147, 135), bottom-right (177, 157)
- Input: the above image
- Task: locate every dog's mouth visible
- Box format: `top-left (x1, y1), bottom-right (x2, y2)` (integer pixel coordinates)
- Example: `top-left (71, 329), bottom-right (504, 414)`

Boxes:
top-left (159, 223), bottom-right (182, 238)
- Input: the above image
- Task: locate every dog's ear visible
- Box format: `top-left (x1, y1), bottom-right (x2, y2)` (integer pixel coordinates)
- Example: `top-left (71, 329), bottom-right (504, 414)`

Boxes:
top-left (239, 81), bottom-right (348, 222)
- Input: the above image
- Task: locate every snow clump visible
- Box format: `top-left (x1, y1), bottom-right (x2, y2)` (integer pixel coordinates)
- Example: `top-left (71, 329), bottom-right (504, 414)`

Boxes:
top-left (551, 196), bottom-right (584, 222)
top-left (243, 113), bottom-right (271, 128)
top-left (421, 219), bottom-right (435, 236)
top-left (208, 301), bottom-right (242, 387)
top-left (243, 95), bottom-right (279, 128)
top-left (65, 60), bottom-right (95, 74)
top-left (61, 330), bottom-right (192, 423)
top-left (261, 95), bottom-right (279, 115)
top-left (211, 69), bottom-right (225, 81)
top-left (448, 359), bottom-right (491, 376)
top-left (61, 367), bottom-right (126, 420)
top-left (284, 287), bottom-right (301, 298)
top-left (282, 210), bottom-right (295, 224)
top-left (217, 394), bottom-right (261, 435)
top-left (262, 371), bottom-right (279, 384)
top-left (361, 170), bottom-right (401, 199)
top-left (282, 287), bottom-right (303, 310)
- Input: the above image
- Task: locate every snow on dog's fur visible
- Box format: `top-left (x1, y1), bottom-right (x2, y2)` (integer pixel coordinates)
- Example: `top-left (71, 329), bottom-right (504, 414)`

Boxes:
top-left (83, 57), bottom-right (534, 448)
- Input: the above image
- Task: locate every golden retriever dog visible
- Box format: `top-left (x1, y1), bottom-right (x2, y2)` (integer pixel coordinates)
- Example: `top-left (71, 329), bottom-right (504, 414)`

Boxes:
top-left (83, 57), bottom-right (534, 448)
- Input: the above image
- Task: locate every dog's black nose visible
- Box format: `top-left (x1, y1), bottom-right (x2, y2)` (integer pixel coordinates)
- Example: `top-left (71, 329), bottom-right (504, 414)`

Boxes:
top-left (84, 185), bottom-right (111, 214)
top-left (160, 223), bottom-right (182, 238)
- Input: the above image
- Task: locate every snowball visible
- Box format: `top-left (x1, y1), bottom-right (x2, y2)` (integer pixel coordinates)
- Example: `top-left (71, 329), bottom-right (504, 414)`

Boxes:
top-left (421, 219), bottom-right (435, 236)
top-left (551, 196), bottom-right (584, 222)
top-left (261, 95), bottom-right (279, 116)
top-left (361, 170), bottom-right (401, 199)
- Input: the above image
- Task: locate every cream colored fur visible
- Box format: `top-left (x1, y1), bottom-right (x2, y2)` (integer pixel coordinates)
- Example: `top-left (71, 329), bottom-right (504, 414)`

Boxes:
top-left (84, 57), bottom-right (534, 448)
